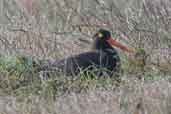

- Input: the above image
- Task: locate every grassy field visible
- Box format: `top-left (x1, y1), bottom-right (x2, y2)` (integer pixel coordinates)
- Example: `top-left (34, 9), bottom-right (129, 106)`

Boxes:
top-left (0, 0), bottom-right (171, 114)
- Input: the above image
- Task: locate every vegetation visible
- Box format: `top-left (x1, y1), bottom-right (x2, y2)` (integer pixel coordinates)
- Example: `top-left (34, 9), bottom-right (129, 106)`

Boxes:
top-left (0, 0), bottom-right (171, 114)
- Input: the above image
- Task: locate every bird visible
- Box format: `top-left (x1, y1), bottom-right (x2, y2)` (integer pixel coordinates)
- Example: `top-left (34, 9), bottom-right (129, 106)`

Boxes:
top-left (40, 29), bottom-right (134, 77)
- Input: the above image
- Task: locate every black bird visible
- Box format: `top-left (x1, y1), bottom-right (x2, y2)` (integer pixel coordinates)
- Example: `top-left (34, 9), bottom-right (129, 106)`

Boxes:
top-left (41, 29), bottom-right (134, 77)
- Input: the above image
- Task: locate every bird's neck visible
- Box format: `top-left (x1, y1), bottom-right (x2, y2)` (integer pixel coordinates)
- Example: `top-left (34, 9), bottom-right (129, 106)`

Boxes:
top-left (95, 48), bottom-right (118, 56)
top-left (103, 48), bottom-right (118, 55)
top-left (93, 48), bottom-right (119, 61)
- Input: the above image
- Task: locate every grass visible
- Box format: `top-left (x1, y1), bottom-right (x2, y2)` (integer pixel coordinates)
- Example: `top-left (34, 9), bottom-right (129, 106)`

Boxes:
top-left (0, 64), bottom-right (170, 114)
top-left (0, 54), bottom-right (170, 114)
top-left (0, 55), bottom-right (119, 97)
top-left (0, 52), bottom-right (170, 99)
top-left (0, 0), bottom-right (171, 113)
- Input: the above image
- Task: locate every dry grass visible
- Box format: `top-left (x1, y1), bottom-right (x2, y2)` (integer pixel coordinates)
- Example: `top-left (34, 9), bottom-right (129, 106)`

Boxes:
top-left (0, 0), bottom-right (171, 114)
top-left (0, 76), bottom-right (171, 114)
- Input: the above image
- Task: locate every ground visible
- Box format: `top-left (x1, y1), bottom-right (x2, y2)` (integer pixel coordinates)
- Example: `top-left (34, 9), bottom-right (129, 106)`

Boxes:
top-left (0, 0), bottom-right (171, 114)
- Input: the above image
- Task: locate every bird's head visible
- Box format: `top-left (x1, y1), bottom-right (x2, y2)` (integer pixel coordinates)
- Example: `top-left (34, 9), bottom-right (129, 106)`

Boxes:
top-left (93, 29), bottom-right (134, 53)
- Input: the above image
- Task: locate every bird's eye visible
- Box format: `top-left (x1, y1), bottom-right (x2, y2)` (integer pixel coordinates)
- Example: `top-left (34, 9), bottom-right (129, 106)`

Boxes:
top-left (98, 33), bottom-right (103, 38)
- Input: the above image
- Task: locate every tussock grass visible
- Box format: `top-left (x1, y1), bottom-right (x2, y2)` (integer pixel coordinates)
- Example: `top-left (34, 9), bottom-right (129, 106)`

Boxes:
top-left (0, 55), bottom-right (121, 98)
top-left (0, 53), bottom-right (170, 99)
top-left (0, 54), bottom-right (170, 114)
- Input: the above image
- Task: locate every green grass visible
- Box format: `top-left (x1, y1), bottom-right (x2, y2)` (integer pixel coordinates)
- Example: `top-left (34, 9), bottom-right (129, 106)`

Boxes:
top-left (0, 55), bottom-right (121, 98)
top-left (0, 55), bottom-right (170, 114)
top-left (0, 54), bottom-right (170, 100)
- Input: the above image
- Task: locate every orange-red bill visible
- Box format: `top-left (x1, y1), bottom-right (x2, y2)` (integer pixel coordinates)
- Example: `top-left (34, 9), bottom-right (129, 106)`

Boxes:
top-left (107, 38), bottom-right (134, 53)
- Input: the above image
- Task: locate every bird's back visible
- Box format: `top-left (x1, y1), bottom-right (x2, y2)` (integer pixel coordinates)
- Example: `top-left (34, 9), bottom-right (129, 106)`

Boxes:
top-left (51, 51), bottom-right (120, 76)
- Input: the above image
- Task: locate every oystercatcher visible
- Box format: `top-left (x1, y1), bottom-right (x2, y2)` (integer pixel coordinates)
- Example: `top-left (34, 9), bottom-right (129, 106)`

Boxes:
top-left (41, 29), bottom-right (134, 77)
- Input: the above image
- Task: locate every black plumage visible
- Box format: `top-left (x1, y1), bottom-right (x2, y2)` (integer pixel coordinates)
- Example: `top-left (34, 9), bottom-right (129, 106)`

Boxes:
top-left (40, 29), bottom-right (133, 77)
top-left (50, 50), bottom-right (120, 76)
